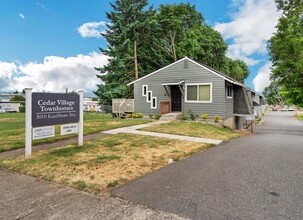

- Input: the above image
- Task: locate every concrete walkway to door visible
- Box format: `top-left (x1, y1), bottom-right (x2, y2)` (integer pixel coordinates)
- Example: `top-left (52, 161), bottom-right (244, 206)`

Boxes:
top-left (103, 121), bottom-right (223, 145)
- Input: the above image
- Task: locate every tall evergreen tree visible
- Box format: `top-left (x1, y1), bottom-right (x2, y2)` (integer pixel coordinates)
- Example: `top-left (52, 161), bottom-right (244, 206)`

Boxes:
top-left (95, 0), bottom-right (155, 104)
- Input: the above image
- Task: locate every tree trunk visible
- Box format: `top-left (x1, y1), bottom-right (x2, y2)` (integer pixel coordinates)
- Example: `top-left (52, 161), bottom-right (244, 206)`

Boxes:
top-left (134, 40), bottom-right (139, 79)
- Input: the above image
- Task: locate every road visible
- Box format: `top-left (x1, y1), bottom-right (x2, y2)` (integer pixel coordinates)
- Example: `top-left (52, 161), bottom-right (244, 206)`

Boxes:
top-left (112, 112), bottom-right (303, 219)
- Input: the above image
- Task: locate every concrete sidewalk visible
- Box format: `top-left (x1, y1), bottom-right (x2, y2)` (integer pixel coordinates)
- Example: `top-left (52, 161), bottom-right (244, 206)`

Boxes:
top-left (0, 169), bottom-right (187, 220)
top-left (103, 121), bottom-right (223, 145)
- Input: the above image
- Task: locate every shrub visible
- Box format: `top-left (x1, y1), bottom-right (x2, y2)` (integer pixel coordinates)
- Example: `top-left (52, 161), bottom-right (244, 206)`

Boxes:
top-left (131, 113), bottom-right (138, 118)
top-left (137, 113), bottom-right (143, 118)
top-left (188, 110), bottom-right (197, 121)
top-left (213, 115), bottom-right (220, 123)
top-left (201, 113), bottom-right (208, 120)
top-left (111, 113), bottom-right (117, 118)
top-left (180, 114), bottom-right (188, 120)
top-left (154, 114), bottom-right (161, 120)
top-left (89, 108), bottom-right (96, 112)
top-left (19, 106), bottom-right (25, 113)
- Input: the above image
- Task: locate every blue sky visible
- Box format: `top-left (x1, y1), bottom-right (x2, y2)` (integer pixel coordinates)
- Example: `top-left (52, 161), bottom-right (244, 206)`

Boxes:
top-left (0, 0), bottom-right (281, 94)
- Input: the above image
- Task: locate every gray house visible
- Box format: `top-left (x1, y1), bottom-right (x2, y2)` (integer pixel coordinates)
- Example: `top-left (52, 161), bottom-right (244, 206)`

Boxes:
top-left (127, 57), bottom-right (255, 129)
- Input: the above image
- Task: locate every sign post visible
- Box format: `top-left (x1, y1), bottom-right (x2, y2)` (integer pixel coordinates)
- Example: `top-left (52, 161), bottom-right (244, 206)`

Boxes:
top-left (25, 88), bottom-right (32, 158)
top-left (78, 90), bottom-right (83, 146)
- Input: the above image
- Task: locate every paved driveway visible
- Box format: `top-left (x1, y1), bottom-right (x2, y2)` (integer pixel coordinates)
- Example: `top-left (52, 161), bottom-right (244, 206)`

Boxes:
top-left (112, 112), bottom-right (303, 219)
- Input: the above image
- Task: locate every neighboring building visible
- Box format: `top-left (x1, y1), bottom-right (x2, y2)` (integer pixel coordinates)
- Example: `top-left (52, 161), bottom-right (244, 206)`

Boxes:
top-left (127, 57), bottom-right (265, 129)
top-left (0, 102), bottom-right (21, 112)
top-left (83, 98), bottom-right (99, 111)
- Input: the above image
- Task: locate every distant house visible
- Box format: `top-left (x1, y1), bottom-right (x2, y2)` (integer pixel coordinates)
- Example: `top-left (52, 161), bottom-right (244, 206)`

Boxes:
top-left (125, 57), bottom-right (265, 129)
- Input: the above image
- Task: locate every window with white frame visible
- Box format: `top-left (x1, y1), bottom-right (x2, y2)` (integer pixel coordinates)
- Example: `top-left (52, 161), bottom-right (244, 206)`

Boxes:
top-left (151, 97), bottom-right (157, 109)
top-left (147, 91), bottom-right (152, 102)
top-left (186, 83), bottom-right (212, 102)
top-left (142, 85), bottom-right (148, 96)
top-left (227, 85), bottom-right (232, 98)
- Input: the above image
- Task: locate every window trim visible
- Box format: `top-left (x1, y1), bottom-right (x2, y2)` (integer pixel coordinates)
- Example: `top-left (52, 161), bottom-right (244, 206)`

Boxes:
top-left (142, 85), bottom-right (148, 97)
top-left (151, 97), bottom-right (157, 109)
top-left (226, 85), bottom-right (233, 99)
top-left (147, 91), bottom-right (152, 103)
top-left (185, 83), bottom-right (212, 103)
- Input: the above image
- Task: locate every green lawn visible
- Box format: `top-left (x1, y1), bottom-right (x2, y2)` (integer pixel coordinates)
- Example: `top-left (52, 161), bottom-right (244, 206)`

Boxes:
top-left (140, 121), bottom-right (243, 141)
top-left (0, 113), bottom-right (150, 152)
top-left (296, 114), bottom-right (303, 120)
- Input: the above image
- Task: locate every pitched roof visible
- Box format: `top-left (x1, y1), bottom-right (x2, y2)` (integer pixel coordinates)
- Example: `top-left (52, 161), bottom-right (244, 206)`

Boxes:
top-left (127, 57), bottom-right (245, 86)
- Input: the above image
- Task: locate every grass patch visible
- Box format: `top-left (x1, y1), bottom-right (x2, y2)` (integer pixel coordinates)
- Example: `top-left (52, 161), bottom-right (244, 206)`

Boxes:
top-left (296, 114), bottom-right (303, 121)
top-left (0, 133), bottom-right (214, 193)
top-left (140, 121), bottom-right (243, 141)
top-left (0, 113), bottom-right (150, 152)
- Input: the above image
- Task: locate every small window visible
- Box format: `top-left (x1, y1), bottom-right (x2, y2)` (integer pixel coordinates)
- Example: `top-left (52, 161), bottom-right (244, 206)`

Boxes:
top-left (147, 91), bottom-right (152, 102)
top-left (227, 85), bottom-right (232, 98)
top-left (142, 85), bottom-right (148, 96)
top-left (151, 97), bottom-right (157, 109)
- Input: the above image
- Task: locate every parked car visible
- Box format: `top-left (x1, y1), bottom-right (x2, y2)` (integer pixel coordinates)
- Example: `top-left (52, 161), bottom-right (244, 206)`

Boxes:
top-left (281, 106), bottom-right (287, 111)
top-left (0, 109), bottom-right (5, 113)
top-left (288, 106), bottom-right (294, 111)
top-left (272, 107), bottom-right (277, 111)
top-left (4, 108), bottom-right (17, 113)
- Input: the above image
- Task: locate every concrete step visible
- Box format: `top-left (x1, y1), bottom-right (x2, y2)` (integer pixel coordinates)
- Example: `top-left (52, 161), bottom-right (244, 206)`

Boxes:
top-left (160, 112), bottom-right (182, 121)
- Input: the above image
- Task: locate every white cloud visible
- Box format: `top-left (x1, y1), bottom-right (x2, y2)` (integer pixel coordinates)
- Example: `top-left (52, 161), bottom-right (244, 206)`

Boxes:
top-left (0, 52), bottom-right (109, 93)
top-left (0, 62), bottom-right (18, 89)
top-left (36, 2), bottom-right (50, 11)
top-left (252, 62), bottom-right (272, 93)
top-left (19, 13), bottom-right (25, 19)
top-left (77, 21), bottom-right (107, 38)
top-left (214, 0), bottom-right (281, 65)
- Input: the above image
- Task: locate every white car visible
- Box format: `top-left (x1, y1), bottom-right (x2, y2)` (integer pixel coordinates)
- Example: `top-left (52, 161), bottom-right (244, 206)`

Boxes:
top-left (281, 107), bottom-right (287, 111)
top-left (0, 109), bottom-right (5, 113)
top-left (288, 106), bottom-right (294, 111)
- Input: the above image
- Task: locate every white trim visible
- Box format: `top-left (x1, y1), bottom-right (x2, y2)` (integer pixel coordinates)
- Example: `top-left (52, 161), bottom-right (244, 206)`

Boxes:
top-left (127, 57), bottom-right (188, 85)
top-left (147, 91), bottom-right (152, 103)
top-left (185, 83), bottom-right (212, 103)
top-left (142, 85), bottom-right (148, 97)
top-left (151, 97), bottom-right (157, 109)
top-left (234, 114), bottom-right (254, 117)
top-left (161, 80), bottom-right (185, 86)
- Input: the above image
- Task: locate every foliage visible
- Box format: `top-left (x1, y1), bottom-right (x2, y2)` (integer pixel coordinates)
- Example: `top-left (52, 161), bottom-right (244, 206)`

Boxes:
top-left (213, 115), bottom-right (220, 123)
top-left (131, 113), bottom-right (138, 118)
top-left (95, 2), bottom-right (250, 104)
top-left (154, 114), bottom-right (161, 120)
top-left (10, 95), bottom-right (25, 106)
top-left (180, 114), bottom-right (188, 120)
top-left (10, 95), bottom-right (25, 102)
top-left (268, 0), bottom-right (303, 106)
top-left (95, 0), bottom-right (156, 105)
top-left (263, 80), bottom-right (284, 105)
top-left (188, 109), bottom-right (197, 121)
top-left (19, 106), bottom-right (25, 113)
top-left (201, 113), bottom-right (208, 120)
top-left (136, 113), bottom-right (143, 118)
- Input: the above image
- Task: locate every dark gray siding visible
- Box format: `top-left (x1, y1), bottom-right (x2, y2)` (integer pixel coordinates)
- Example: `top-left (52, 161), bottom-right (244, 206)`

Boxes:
top-left (133, 60), bottom-right (226, 118)
top-left (224, 82), bottom-right (234, 119)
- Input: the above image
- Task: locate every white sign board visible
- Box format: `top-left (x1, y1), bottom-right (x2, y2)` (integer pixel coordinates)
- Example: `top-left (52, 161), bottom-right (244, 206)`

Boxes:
top-left (246, 115), bottom-right (254, 121)
top-left (61, 123), bottom-right (78, 135)
top-left (33, 126), bottom-right (55, 140)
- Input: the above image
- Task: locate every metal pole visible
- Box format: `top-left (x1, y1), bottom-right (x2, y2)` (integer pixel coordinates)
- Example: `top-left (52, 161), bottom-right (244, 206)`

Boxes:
top-left (78, 90), bottom-right (83, 146)
top-left (25, 88), bottom-right (32, 158)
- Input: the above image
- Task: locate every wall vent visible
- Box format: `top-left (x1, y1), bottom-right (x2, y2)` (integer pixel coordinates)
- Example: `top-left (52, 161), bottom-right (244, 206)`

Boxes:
top-left (184, 60), bottom-right (189, 69)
